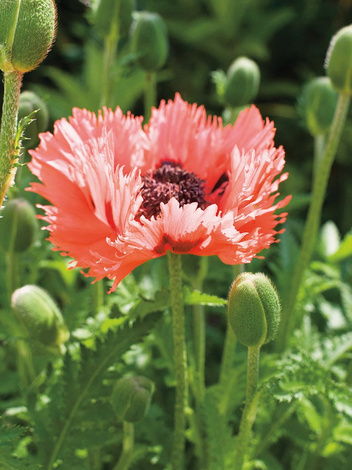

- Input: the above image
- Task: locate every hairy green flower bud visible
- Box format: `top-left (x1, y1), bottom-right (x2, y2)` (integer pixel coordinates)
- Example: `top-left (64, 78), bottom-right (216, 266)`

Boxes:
top-left (0, 0), bottom-right (57, 73)
top-left (18, 91), bottom-right (49, 148)
top-left (130, 12), bottom-right (169, 71)
top-left (326, 25), bottom-right (352, 95)
top-left (224, 57), bottom-right (260, 108)
top-left (11, 285), bottom-right (69, 351)
top-left (228, 273), bottom-right (281, 347)
top-left (111, 376), bottom-right (154, 422)
top-left (92, 0), bottom-right (135, 38)
top-left (299, 77), bottom-right (337, 136)
top-left (0, 198), bottom-right (38, 253)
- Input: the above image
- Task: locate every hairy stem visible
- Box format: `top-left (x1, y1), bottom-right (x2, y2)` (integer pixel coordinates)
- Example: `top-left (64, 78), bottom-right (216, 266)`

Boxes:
top-left (219, 264), bottom-right (244, 384)
top-left (167, 251), bottom-right (188, 470)
top-left (191, 256), bottom-right (208, 469)
top-left (277, 93), bottom-right (351, 350)
top-left (144, 72), bottom-right (156, 122)
top-left (113, 422), bottom-right (134, 470)
top-left (0, 71), bottom-right (23, 206)
top-left (234, 345), bottom-right (261, 470)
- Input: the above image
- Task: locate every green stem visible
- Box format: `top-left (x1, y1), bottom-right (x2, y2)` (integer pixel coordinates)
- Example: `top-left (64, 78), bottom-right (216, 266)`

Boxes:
top-left (100, 36), bottom-right (119, 107)
top-left (167, 251), bottom-right (188, 470)
top-left (144, 72), bottom-right (156, 122)
top-left (88, 448), bottom-right (101, 470)
top-left (0, 71), bottom-right (23, 206)
top-left (191, 256), bottom-right (208, 399)
top-left (219, 264), bottom-right (244, 384)
top-left (313, 133), bottom-right (326, 180)
top-left (191, 256), bottom-right (208, 469)
top-left (113, 422), bottom-right (134, 470)
top-left (277, 93), bottom-right (351, 350)
top-left (234, 345), bottom-right (261, 470)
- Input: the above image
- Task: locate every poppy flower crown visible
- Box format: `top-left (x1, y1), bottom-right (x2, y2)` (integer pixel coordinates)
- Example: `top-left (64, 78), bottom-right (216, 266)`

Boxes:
top-left (28, 94), bottom-right (290, 292)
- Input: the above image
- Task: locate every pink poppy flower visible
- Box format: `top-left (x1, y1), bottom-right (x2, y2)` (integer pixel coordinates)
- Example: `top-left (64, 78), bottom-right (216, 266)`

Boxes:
top-left (28, 94), bottom-right (290, 292)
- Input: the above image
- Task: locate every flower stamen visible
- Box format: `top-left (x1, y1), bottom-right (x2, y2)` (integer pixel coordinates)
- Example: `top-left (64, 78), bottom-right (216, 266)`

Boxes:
top-left (137, 161), bottom-right (207, 219)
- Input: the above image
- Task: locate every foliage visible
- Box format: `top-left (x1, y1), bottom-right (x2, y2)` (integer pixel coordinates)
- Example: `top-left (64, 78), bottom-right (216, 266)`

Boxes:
top-left (1, 0), bottom-right (352, 469)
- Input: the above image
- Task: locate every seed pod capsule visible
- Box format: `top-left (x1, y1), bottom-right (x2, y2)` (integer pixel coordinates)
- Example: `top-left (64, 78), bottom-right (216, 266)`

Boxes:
top-left (228, 273), bottom-right (281, 348)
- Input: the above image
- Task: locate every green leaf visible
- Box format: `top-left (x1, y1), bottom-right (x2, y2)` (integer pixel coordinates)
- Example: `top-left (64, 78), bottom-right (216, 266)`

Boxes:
top-left (204, 389), bottom-right (235, 470)
top-left (184, 288), bottom-right (227, 308)
top-left (35, 313), bottom-right (158, 467)
top-left (0, 425), bottom-right (40, 469)
top-left (328, 231), bottom-right (352, 263)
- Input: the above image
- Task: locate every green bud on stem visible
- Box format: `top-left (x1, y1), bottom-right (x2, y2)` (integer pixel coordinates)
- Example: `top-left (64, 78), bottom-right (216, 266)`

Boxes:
top-left (130, 11), bottom-right (169, 71)
top-left (111, 376), bottom-right (154, 423)
top-left (92, 0), bottom-right (135, 38)
top-left (326, 24), bottom-right (352, 95)
top-left (11, 285), bottom-right (69, 352)
top-left (0, 0), bottom-right (57, 73)
top-left (299, 77), bottom-right (337, 136)
top-left (228, 273), bottom-right (281, 348)
top-left (0, 198), bottom-right (38, 253)
top-left (224, 57), bottom-right (260, 108)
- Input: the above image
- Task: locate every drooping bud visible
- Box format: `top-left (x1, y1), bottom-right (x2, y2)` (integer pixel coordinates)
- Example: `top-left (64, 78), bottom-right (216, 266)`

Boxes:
top-left (0, 198), bottom-right (38, 253)
top-left (111, 376), bottom-right (154, 422)
top-left (11, 285), bottom-right (69, 353)
top-left (130, 12), bottom-right (169, 71)
top-left (298, 77), bottom-right (337, 136)
top-left (92, 0), bottom-right (135, 38)
top-left (228, 273), bottom-right (281, 348)
top-left (18, 91), bottom-right (49, 148)
top-left (224, 57), bottom-right (260, 108)
top-left (326, 25), bottom-right (352, 95)
top-left (0, 0), bottom-right (57, 73)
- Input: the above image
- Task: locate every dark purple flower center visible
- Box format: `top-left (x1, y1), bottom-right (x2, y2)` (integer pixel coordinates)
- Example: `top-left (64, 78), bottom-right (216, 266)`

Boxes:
top-left (137, 161), bottom-right (207, 219)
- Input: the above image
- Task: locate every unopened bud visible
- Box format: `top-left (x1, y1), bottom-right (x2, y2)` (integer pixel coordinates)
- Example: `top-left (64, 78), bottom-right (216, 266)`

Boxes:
top-left (326, 24), bottom-right (352, 95)
top-left (130, 12), bottom-right (169, 71)
top-left (92, 0), bottom-right (135, 38)
top-left (298, 77), bottom-right (337, 136)
top-left (224, 57), bottom-right (260, 108)
top-left (111, 376), bottom-right (154, 422)
top-left (18, 91), bottom-right (49, 148)
top-left (0, 0), bottom-right (57, 73)
top-left (11, 285), bottom-right (69, 351)
top-left (0, 198), bottom-right (38, 253)
top-left (228, 273), bottom-right (281, 347)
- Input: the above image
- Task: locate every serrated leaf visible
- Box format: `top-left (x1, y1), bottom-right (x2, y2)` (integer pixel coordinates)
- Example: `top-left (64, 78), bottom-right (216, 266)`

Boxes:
top-left (0, 425), bottom-right (40, 469)
top-left (35, 314), bottom-right (158, 467)
top-left (184, 288), bottom-right (227, 308)
top-left (204, 388), bottom-right (235, 470)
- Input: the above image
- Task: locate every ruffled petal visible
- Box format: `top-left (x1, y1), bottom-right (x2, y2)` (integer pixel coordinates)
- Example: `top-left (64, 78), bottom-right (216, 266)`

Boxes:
top-left (28, 110), bottom-right (145, 281)
top-left (103, 198), bottom-right (258, 289)
top-left (216, 146), bottom-right (291, 259)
